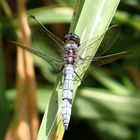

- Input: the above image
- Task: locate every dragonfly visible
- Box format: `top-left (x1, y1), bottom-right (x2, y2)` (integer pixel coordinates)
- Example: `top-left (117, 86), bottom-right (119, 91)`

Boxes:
top-left (8, 15), bottom-right (129, 130)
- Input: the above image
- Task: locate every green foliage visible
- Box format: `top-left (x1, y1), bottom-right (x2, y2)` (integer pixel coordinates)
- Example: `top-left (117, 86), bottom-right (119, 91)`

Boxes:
top-left (0, 19), bottom-right (10, 140)
top-left (1, 0), bottom-right (140, 139)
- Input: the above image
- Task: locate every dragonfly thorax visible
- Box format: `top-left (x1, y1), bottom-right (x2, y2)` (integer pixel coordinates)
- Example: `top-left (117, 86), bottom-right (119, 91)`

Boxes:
top-left (64, 43), bottom-right (78, 65)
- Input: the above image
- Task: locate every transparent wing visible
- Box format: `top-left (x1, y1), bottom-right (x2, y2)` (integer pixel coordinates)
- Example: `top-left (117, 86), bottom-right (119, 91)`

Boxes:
top-left (76, 25), bottom-right (130, 67)
top-left (7, 40), bottom-right (64, 71)
top-left (95, 24), bottom-right (120, 56)
top-left (28, 15), bottom-right (64, 56)
top-left (93, 51), bottom-right (130, 67)
top-left (78, 25), bottom-right (120, 57)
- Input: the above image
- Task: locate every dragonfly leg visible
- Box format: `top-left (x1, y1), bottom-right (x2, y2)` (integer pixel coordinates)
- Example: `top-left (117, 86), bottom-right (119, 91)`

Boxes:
top-left (74, 71), bottom-right (81, 81)
top-left (57, 65), bottom-right (65, 73)
top-left (78, 56), bottom-right (92, 64)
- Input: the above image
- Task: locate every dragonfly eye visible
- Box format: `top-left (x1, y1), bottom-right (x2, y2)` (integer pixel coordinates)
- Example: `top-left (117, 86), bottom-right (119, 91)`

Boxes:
top-left (64, 33), bottom-right (80, 46)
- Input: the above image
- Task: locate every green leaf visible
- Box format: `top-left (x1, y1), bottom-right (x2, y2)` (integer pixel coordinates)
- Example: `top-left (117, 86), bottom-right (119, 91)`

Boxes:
top-left (89, 66), bottom-right (132, 95)
top-left (28, 6), bottom-right (73, 24)
top-left (37, 0), bottom-right (121, 139)
top-left (0, 20), bottom-right (10, 140)
top-left (74, 88), bottom-right (140, 125)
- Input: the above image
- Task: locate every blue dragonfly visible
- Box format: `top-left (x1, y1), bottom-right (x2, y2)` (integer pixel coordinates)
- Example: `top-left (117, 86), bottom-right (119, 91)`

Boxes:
top-left (8, 16), bottom-right (129, 130)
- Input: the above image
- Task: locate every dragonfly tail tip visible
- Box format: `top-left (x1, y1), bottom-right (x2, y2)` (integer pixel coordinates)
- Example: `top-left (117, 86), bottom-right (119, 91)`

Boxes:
top-left (64, 124), bottom-right (69, 131)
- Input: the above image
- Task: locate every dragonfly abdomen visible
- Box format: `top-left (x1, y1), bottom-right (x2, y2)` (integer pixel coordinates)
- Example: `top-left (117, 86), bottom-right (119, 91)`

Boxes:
top-left (62, 33), bottom-right (80, 130)
top-left (62, 64), bottom-right (75, 130)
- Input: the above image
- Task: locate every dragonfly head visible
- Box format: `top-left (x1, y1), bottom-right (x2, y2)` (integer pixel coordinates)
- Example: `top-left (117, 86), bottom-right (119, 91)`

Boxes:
top-left (64, 33), bottom-right (80, 46)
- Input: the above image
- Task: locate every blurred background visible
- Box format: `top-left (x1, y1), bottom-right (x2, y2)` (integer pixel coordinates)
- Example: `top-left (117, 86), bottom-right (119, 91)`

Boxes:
top-left (0, 0), bottom-right (140, 140)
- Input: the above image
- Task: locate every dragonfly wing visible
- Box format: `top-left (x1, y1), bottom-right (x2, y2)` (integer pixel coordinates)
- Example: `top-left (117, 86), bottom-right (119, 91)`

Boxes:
top-left (28, 15), bottom-right (64, 56)
top-left (78, 25), bottom-right (120, 58)
top-left (95, 24), bottom-right (120, 56)
top-left (7, 40), bottom-right (64, 71)
top-left (93, 51), bottom-right (130, 67)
